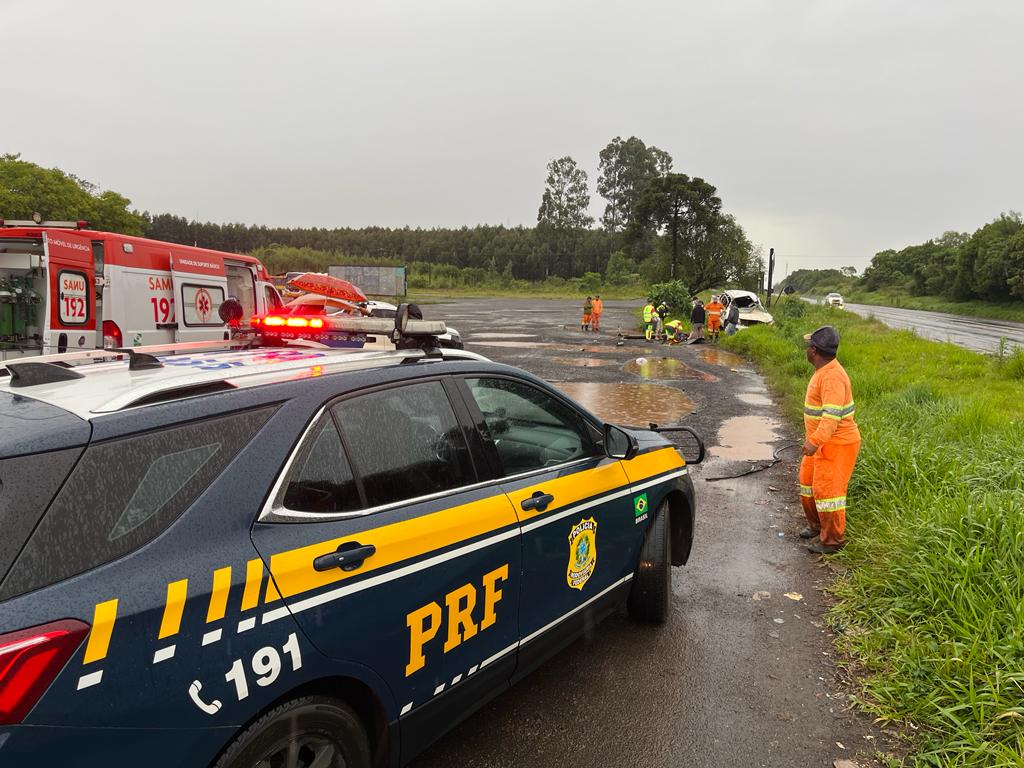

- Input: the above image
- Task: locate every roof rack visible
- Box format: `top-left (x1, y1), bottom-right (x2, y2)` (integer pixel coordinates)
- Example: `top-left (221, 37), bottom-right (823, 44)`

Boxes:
top-left (0, 339), bottom-right (253, 376)
top-left (0, 304), bottom-right (456, 395)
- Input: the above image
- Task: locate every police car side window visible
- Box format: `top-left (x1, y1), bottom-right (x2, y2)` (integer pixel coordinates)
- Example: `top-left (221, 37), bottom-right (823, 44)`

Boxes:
top-left (280, 416), bottom-right (361, 514)
top-left (0, 407), bottom-right (274, 601)
top-left (466, 378), bottom-right (595, 476)
top-left (333, 381), bottom-right (475, 509)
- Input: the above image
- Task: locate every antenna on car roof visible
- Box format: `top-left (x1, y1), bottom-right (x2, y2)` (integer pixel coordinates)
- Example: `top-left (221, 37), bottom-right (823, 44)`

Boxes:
top-left (5, 362), bottom-right (85, 387)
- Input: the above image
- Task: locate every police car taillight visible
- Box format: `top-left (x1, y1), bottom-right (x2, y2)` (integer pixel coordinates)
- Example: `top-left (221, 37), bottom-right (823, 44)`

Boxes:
top-left (0, 619), bottom-right (89, 724)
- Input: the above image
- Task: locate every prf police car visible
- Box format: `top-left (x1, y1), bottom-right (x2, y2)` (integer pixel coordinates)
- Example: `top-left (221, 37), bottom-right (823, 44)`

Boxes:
top-left (0, 307), bottom-right (700, 768)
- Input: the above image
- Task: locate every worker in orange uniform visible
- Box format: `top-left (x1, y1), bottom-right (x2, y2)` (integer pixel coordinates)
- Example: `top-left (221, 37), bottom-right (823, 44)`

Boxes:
top-left (799, 325), bottom-right (861, 554)
top-left (704, 295), bottom-right (725, 341)
top-left (582, 296), bottom-right (593, 332)
top-left (591, 295), bottom-right (603, 331)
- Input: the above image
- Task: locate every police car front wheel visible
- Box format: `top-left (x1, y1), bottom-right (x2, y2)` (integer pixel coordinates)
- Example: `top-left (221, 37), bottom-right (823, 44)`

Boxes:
top-left (627, 501), bottom-right (672, 623)
top-left (213, 695), bottom-right (371, 768)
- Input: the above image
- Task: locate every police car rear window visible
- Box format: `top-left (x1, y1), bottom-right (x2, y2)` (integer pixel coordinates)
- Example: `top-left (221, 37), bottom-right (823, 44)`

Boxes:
top-left (281, 416), bottom-right (361, 514)
top-left (0, 407), bottom-right (274, 600)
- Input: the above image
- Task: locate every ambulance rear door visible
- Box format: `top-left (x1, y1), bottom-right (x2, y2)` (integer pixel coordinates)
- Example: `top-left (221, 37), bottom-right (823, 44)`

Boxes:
top-left (42, 231), bottom-right (97, 353)
top-left (169, 249), bottom-right (229, 343)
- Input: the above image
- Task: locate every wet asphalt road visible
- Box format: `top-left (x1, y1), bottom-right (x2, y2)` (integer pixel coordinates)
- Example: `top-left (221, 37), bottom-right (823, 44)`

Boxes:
top-left (812, 300), bottom-right (1024, 354)
top-left (410, 297), bottom-right (895, 768)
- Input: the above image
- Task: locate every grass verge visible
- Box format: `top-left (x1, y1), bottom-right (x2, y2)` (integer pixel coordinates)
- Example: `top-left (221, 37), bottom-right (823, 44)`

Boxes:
top-left (843, 291), bottom-right (1024, 324)
top-left (722, 306), bottom-right (1024, 767)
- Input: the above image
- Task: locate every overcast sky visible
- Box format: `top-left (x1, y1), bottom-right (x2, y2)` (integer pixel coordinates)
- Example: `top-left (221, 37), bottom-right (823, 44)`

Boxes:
top-left (6, 0), bottom-right (1022, 273)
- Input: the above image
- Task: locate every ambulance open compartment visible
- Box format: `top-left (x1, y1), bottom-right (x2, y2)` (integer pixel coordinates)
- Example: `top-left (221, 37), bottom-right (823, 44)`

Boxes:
top-left (0, 230), bottom-right (97, 360)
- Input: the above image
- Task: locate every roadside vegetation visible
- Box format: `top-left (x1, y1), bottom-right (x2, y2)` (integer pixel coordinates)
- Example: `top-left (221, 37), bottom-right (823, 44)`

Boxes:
top-left (779, 212), bottom-right (1024, 323)
top-left (723, 302), bottom-right (1024, 766)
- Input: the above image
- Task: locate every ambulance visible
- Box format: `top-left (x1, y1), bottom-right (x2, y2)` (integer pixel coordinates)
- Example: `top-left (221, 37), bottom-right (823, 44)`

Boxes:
top-left (0, 219), bottom-right (285, 360)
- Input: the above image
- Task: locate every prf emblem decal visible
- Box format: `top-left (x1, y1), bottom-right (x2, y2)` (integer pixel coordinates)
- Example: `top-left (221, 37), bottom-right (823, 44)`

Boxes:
top-left (566, 518), bottom-right (597, 590)
top-left (634, 493), bottom-right (649, 525)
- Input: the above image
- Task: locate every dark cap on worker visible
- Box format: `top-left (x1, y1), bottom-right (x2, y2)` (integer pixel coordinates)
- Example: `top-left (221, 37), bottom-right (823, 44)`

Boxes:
top-left (803, 325), bottom-right (840, 355)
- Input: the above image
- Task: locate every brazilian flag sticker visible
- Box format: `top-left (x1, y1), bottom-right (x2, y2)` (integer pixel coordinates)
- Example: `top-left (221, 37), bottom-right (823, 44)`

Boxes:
top-left (633, 493), bottom-right (648, 517)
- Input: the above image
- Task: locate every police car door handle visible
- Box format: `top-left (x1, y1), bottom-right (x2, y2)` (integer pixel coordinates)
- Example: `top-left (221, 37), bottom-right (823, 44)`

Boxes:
top-left (521, 492), bottom-right (554, 512)
top-left (313, 543), bottom-right (377, 573)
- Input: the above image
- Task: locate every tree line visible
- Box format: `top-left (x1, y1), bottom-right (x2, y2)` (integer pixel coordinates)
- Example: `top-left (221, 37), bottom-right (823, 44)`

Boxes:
top-left (2, 146), bottom-right (763, 292)
top-left (779, 213), bottom-right (1024, 303)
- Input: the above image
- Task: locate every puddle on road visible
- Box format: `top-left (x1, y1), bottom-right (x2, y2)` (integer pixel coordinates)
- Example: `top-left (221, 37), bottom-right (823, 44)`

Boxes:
top-left (696, 348), bottom-right (747, 368)
top-left (553, 382), bottom-right (694, 425)
top-left (711, 415), bottom-right (783, 461)
top-left (624, 357), bottom-right (717, 382)
top-left (468, 332), bottom-right (537, 339)
top-left (736, 392), bottom-right (772, 406)
top-left (553, 357), bottom-right (617, 368)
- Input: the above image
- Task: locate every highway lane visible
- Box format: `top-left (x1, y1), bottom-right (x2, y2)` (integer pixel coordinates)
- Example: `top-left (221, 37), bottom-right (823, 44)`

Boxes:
top-left (825, 301), bottom-right (1024, 354)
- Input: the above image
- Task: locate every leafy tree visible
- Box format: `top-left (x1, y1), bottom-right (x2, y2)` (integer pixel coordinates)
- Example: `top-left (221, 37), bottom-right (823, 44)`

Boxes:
top-left (604, 250), bottom-right (637, 285)
top-left (536, 156), bottom-right (593, 277)
top-left (596, 136), bottom-right (672, 233)
top-left (628, 173), bottom-right (724, 288)
top-left (0, 154), bottom-right (145, 234)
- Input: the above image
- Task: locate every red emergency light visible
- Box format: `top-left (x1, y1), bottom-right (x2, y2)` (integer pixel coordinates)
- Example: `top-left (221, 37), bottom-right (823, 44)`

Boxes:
top-left (254, 315), bottom-right (324, 330)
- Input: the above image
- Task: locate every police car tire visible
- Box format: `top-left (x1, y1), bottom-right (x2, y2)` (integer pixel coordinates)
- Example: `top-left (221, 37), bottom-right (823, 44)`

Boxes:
top-left (214, 695), bottom-right (371, 768)
top-left (627, 502), bottom-right (671, 624)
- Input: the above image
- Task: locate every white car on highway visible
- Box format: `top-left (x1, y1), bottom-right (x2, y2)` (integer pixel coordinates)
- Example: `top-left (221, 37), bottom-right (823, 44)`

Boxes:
top-left (825, 292), bottom-right (845, 309)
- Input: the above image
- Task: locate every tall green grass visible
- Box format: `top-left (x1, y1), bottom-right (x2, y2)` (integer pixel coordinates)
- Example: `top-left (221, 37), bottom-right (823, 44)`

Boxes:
top-left (723, 308), bottom-right (1024, 767)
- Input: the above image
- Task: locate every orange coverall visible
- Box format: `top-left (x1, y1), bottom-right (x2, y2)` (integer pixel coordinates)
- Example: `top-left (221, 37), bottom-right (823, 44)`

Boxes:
top-left (799, 358), bottom-right (861, 547)
top-left (591, 298), bottom-right (602, 330)
top-left (704, 300), bottom-right (724, 333)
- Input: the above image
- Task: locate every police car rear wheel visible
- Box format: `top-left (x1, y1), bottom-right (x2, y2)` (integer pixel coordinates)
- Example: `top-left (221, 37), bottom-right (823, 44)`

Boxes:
top-left (627, 501), bottom-right (671, 623)
top-left (215, 695), bottom-right (371, 768)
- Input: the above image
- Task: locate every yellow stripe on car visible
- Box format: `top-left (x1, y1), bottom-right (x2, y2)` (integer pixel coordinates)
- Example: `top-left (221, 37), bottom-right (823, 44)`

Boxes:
top-left (206, 567), bottom-right (232, 623)
top-left (158, 579), bottom-right (188, 640)
top-left (620, 446), bottom-right (685, 485)
top-left (82, 598), bottom-right (118, 664)
top-left (267, 496), bottom-right (518, 601)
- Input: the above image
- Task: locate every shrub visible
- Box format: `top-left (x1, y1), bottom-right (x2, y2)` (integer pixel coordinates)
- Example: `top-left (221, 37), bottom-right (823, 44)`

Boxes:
top-left (646, 279), bottom-right (692, 318)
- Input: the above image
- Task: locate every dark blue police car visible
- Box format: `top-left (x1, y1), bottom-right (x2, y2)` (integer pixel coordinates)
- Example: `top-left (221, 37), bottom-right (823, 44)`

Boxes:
top-left (0, 311), bottom-right (699, 767)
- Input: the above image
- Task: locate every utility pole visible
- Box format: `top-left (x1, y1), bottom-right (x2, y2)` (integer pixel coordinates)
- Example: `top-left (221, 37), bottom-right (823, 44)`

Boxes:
top-left (765, 247), bottom-right (776, 308)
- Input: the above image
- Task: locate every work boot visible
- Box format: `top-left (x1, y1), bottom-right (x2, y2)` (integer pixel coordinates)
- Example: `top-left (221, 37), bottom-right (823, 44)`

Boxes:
top-left (798, 526), bottom-right (819, 540)
top-left (806, 541), bottom-right (843, 555)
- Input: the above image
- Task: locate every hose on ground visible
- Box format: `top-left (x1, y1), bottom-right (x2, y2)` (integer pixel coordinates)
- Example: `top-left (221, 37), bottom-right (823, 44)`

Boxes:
top-left (703, 441), bottom-right (802, 482)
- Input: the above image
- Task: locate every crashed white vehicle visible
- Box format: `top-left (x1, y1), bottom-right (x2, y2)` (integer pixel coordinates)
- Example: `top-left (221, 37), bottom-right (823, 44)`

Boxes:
top-left (722, 289), bottom-right (774, 327)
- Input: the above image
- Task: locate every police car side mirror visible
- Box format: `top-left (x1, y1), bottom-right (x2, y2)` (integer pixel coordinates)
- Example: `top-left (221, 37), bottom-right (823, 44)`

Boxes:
top-left (219, 298), bottom-right (244, 324)
top-left (604, 424), bottom-right (639, 461)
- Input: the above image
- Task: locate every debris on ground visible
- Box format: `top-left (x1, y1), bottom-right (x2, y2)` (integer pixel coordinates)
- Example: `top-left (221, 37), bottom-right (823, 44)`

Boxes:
top-left (784, 592), bottom-right (804, 601)
top-left (752, 591), bottom-right (771, 601)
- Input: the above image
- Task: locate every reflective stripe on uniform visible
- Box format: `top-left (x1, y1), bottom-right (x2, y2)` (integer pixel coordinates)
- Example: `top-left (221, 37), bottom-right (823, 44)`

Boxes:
top-left (803, 403), bottom-right (823, 418)
top-left (821, 401), bottom-right (855, 420)
top-left (815, 496), bottom-right (847, 512)
top-left (799, 484), bottom-right (813, 497)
